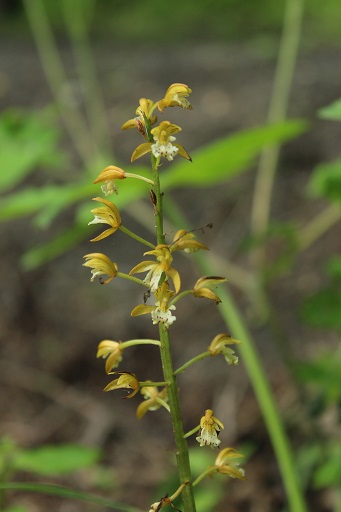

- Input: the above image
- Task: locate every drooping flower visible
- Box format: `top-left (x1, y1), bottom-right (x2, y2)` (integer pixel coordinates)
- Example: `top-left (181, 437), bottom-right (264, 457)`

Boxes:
top-left (136, 384), bottom-right (169, 419)
top-left (157, 83), bottom-right (192, 112)
top-left (131, 121), bottom-right (191, 163)
top-left (170, 229), bottom-right (208, 253)
top-left (131, 282), bottom-right (177, 328)
top-left (88, 197), bottom-right (121, 242)
top-left (196, 409), bottom-right (224, 449)
top-left (97, 340), bottom-right (123, 373)
top-left (214, 447), bottom-right (246, 480)
top-left (83, 253), bottom-right (118, 284)
top-left (104, 371), bottom-right (140, 398)
top-left (193, 276), bottom-right (227, 303)
top-left (129, 245), bottom-right (181, 293)
top-left (208, 333), bottom-right (240, 365)
top-left (93, 165), bottom-right (154, 195)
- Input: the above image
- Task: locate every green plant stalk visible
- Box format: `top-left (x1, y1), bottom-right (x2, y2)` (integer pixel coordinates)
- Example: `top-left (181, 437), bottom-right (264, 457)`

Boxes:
top-left (158, 323), bottom-right (196, 511)
top-left (61, 0), bottom-right (112, 155)
top-left (164, 197), bottom-right (307, 512)
top-left (250, 0), bottom-right (305, 265)
top-left (150, 153), bottom-right (196, 511)
top-left (22, 0), bottom-right (98, 165)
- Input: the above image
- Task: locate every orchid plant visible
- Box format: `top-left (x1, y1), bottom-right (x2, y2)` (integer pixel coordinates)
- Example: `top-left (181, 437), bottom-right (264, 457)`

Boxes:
top-left (83, 83), bottom-right (245, 512)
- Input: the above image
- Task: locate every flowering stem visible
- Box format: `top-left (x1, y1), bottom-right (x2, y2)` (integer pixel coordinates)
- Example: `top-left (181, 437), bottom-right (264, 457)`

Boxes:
top-left (158, 324), bottom-right (197, 511)
top-left (148, 125), bottom-right (196, 511)
top-left (119, 225), bottom-right (155, 249)
top-left (174, 352), bottom-right (211, 376)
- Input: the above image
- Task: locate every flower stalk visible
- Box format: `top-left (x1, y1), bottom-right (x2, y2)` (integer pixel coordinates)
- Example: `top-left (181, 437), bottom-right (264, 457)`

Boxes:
top-left (83, 83), bottom-right (244, 512)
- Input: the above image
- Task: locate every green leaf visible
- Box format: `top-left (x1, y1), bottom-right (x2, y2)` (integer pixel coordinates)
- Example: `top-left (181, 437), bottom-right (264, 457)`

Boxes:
top-left (0, 483), bottom-right (142, 512)
top-left (318, 98), bottom-right (341, 121)
top-left (307, 159), bottom-right (341, 203)
top-left (300, 284), bottom-right (341, 331)
top-left (0, 109), bottom-right (63, 193)
top-left (162, 119), bottom-right (308, 189)
top-left (13, 444), bottom-right (100, 476)
top-left (313, 443), bottom-right (341, 488)
top-left (21, 224), bottom-right (90, 270)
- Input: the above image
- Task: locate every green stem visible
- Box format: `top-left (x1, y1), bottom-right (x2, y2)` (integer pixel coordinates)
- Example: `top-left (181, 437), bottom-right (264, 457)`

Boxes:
top-left (170, 289), bottom-right (194, 306)
top-left (140, 381), bottom-right (167, 387)
top-left (174, 352), bottom-right (211, 376)
top-left (121, 339), bottom-right (161, 349)
top-left (22, 0), bottom-right (97, 165)
top-left (183, 425), bottom-right (200, 439)
top-left (158, 324), bottom-right (196, 511)
top-left (61, 0), bottom-right (112, 156)
top-left (117, 272), bottom-right (147, 287)
top-left (119, 226), bottom-right (155, 249)
top-left (148, 135), bottom-right (196, 511)
top-left (192, 468), bottom-right (215, 487)
top-left (250, 0), bottom-right (305, 266)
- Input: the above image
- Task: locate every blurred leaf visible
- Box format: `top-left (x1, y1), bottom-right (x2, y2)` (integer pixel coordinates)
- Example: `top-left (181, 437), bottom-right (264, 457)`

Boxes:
top-left (3, 507), bottom-right (27, 512)
top-left (162, 119), bottom-right (308, 189)
top-left (295, 351), bottom-right (341, 403)
top-left (0, 483), bottom-right (142, 511)
top-left (313, 443), bottom-right (341, 488)
top-left (21, 224), bottom-right (90, 270)
top-left (307, 159), bottom-right (341, 203)
top-left (0, 109), bottom-right (64, 193)
top-left (0, 182), bottom-right (96, 222)
top-left (318, 98), bottom-right (341, 121)
top-left (326, 256), bottom-right (341, 278)
top-left (300, 284), bottom-right (341, 331)
top-left (14, 444), bottom-right (100, 476)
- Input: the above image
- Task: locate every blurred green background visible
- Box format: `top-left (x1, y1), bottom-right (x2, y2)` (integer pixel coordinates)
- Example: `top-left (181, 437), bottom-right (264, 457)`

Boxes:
top-left (0, 1), bottom-right (341, 511)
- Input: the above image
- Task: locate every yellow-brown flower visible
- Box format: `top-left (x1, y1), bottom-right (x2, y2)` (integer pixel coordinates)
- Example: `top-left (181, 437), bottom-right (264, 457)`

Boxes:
top-left (131, 282), bottom-right (177, 329)
top-left (193, 276), bottom-right (226, 303)
top-left (104, 371), bottom-right (140, 399)
top-left (196, 409), bottom-right (224, 449)
top-left (97, 340), bottom-right (123, 373)
top-left (208, 333), bottom-right (240, 365)
top-left (136, 384), bottom-right (169, 419)
top-left (131, 121), bottom-right (191, 163)
top-left (129, 245), bottom-right (180, 293)
top-left (214, 448), bottom-right (246, 480)
top-left (83, 253), bottom-right (118, 284)
top-left (171, 229), bottom-right (208, 253)
top-left (93, 165), bottom-right (154, 195)
top-left (88, 197), bottom-right (121, 242)
top-left (121, 98), bottom-right (157, 133)
top-left (157, 83), bottom-right (192, 112)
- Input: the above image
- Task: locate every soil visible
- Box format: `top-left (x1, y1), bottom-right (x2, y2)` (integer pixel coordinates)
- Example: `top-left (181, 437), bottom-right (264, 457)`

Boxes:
top-left (0, 36), bottom-right (341, 512)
